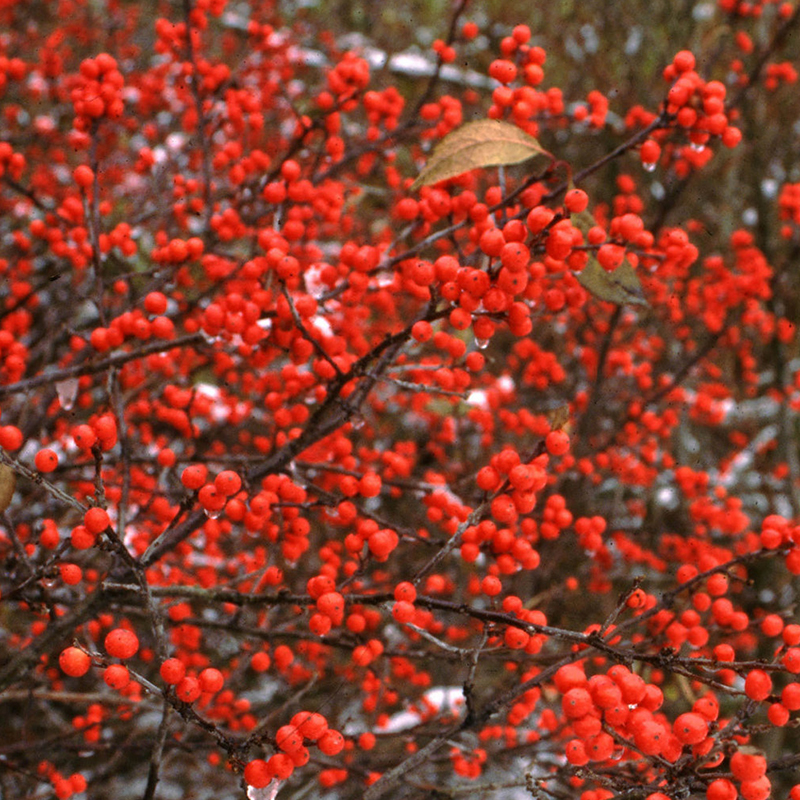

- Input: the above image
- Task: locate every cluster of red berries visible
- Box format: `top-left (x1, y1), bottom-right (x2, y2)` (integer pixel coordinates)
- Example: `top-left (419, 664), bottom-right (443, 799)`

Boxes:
top-left (71, 54), bottom-right (125, 130)
top-left (244, 711), bottom-right (345, 788)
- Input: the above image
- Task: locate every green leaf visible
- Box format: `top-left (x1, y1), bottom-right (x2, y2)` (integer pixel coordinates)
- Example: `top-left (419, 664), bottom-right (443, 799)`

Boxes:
top-left (411, 120), bottom-right (550, 191)
top-left (577, 259), bottom-right (648, 307)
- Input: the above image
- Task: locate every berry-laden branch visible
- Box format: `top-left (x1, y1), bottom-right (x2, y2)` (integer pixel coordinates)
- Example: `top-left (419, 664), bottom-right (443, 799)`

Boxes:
top-left (0, 2), bottom-right (799, 800)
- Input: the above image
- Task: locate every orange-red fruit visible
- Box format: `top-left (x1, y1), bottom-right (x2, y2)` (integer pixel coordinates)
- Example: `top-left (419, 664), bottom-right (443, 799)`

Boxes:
top-left (476, 465), bottom-right (501, 491)
top-left (740, 776), bottom-right (771, 800)
top-left (103, 664), bottom-right (130, 690)
top-left (59, 647), bottom-right (91, 677)
top-left (251, 652), bottom-right (271, 672)
top-left (276, 724), bottom-right (304, 752)
top-left (673, 711), bottom-right (708, 744)
top-left (84, 507), bottom-right (110, 534)
top-left (59, 563), bottom-right (82, 585)
top-left (706, 779), bottom-right (736, 800)
top-left (198, 667), bottom-right (224, 693)
top-left (268, 753), bottom-right (294, 779)
top-left (176, 676), bottom-right (201, 703)
top-left (317, 729), bottom-right (345, 755)
top-left (160, 658), bottom-right (186, 685)
top-left (359, 472), bottom-right (381, 497)
top-left (104, 628), bottom-right (139, 659)
top-left (144, 291), bottom-right (168, 315)
top-left (244, 759), bottom-right (271, 788)
top-left (488, 59), bottom-right (517, 84)
top-left (393, 581), bottom-right (417, 602)
top-left (565, 739), bottom-right (589, 766)
top-left (564, 188), bottom-right (589, 213)
top-left (744, 669), bottom-right (772, 701)
top-left (673, 50), bottom-right (696, 73)
top-left (214, 470), bottom-right (242, 496)
top-left (392, 600), bottom-right (415, 623)
top-left (317, 591), bottom-right (345, 619)
top-left (562, 687), bottom-right (593, 718)
top-left (291, 711), bottom-right (328, 741)
top-left (730, 750), bottom-right (767, 782)
top-left (411, 320), bottom-right (432, 342)
top-left (73, 165), bottom-right (94, 188)
top-left (545, 430), bottom-right (570, 456)
top-left (782, 682), bottom-right (800, 711)
top-left (181, 464), bottom-right (207, 490)
top-left (767, 702), bottom-right (789, 726)
top-left (72, 424), bottom-right (97, 450)
top-left (640, 139), bottom-right (661, 165)
top-left (35, 448), bottom-right (59, 472)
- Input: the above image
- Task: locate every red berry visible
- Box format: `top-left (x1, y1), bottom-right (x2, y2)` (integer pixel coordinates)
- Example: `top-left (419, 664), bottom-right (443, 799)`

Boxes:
top-left (103, 664), bottom-right (130, 690)
top-left (0, 426), bottom-right (23, 450)
top-left (276, 724), bottom-right (304, 752)
top-left (181, 464), bottom-right (208, 490)
top-left (481, 575), bottom-right (502, 596)
top-left (740, 777), bottom-right (771, 800)
top-left (488, 59), bottom-right (518, 85)
top-left (477, 465), bottom-right (501, 492)
top-left (84, 507), bottom-right (110, 534)
top-left (59, 647), bottom-right (91, 677)
top-left (393, 581), bottom-right (417, 602)
top-left (706, 779), bottom-right (737, 800)
top-left (367, 528), bottom-right (398, 561)
top-left (59, 563), bottom-right (82, 585)
top-left (72, 424), bottom-right (97, 451)
top-left (545, 430), bottom-right (570, 456)
top-left (673, 711), bottom-right (708, 744)
top-left (71, 525), bottom-right (96, 550)
top-left (214, 470), bottom-right (242, 496)
top-left (564, 188), bottom-right (589, 213)
top-left (198, 667), bottom-right (224, 693)
top-left (160, 658), bottom-right (186, 685)
top-left (143, 291), bottom-right (168, 315)
top-left (317, 729), bottom-right (345, 755)
top-left (391, 600), bottom-right (415, 623)
top-left (744, 669), bottom-right (772, 701)
top-left (268, 753), bottom-right (294, 779)
top-left (730, 750), bottom-right (767, 782)
top-left (175, 676), bottom-right (201, 703)
top-left (672, 50), bottom-right (696, 73)
top-left (479, 227), bottom-right (505, 257)
top-left (640, 139), bottom-right (661, 166)
top-left (73, 165), bottom-right (94, 189)
top-left (104, 628), bottom-right (139, 659)
top-left (316, 591), bottom-right (345, 619)
top-left (244, 759), bottom-right (271, 788)
top-left (781, 682), bottom-right (800, 711)
top-left (411, 320), bottom-right (433, 342)
top-left (462, 21), bottom-right (479, 39)
top-left (35, 449), bottom-right (59, 472)
top-left (562, 687), bottom-right (593, 718)
top-left (291, 711), bottom-right (328, 741)
top-left (198, 484), bottom-right (225, 512)
top-left (251, 652), bottom-right (271, 672)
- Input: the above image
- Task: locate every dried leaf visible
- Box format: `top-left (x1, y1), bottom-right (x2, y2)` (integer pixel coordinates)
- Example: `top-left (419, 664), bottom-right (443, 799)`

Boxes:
top-left (577, 259), bottom-right (648, 307)
top-left (0, 463), bottom-right (16, 513)
top-left (411, 120), bottom-right (550, 191)
top-left (545, 404), bottom-right (571, 432)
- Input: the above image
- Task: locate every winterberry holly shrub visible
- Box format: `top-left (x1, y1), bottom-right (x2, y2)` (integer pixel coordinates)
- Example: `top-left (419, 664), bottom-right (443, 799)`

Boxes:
top-left (0, 1), bottom-right (799, 800)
